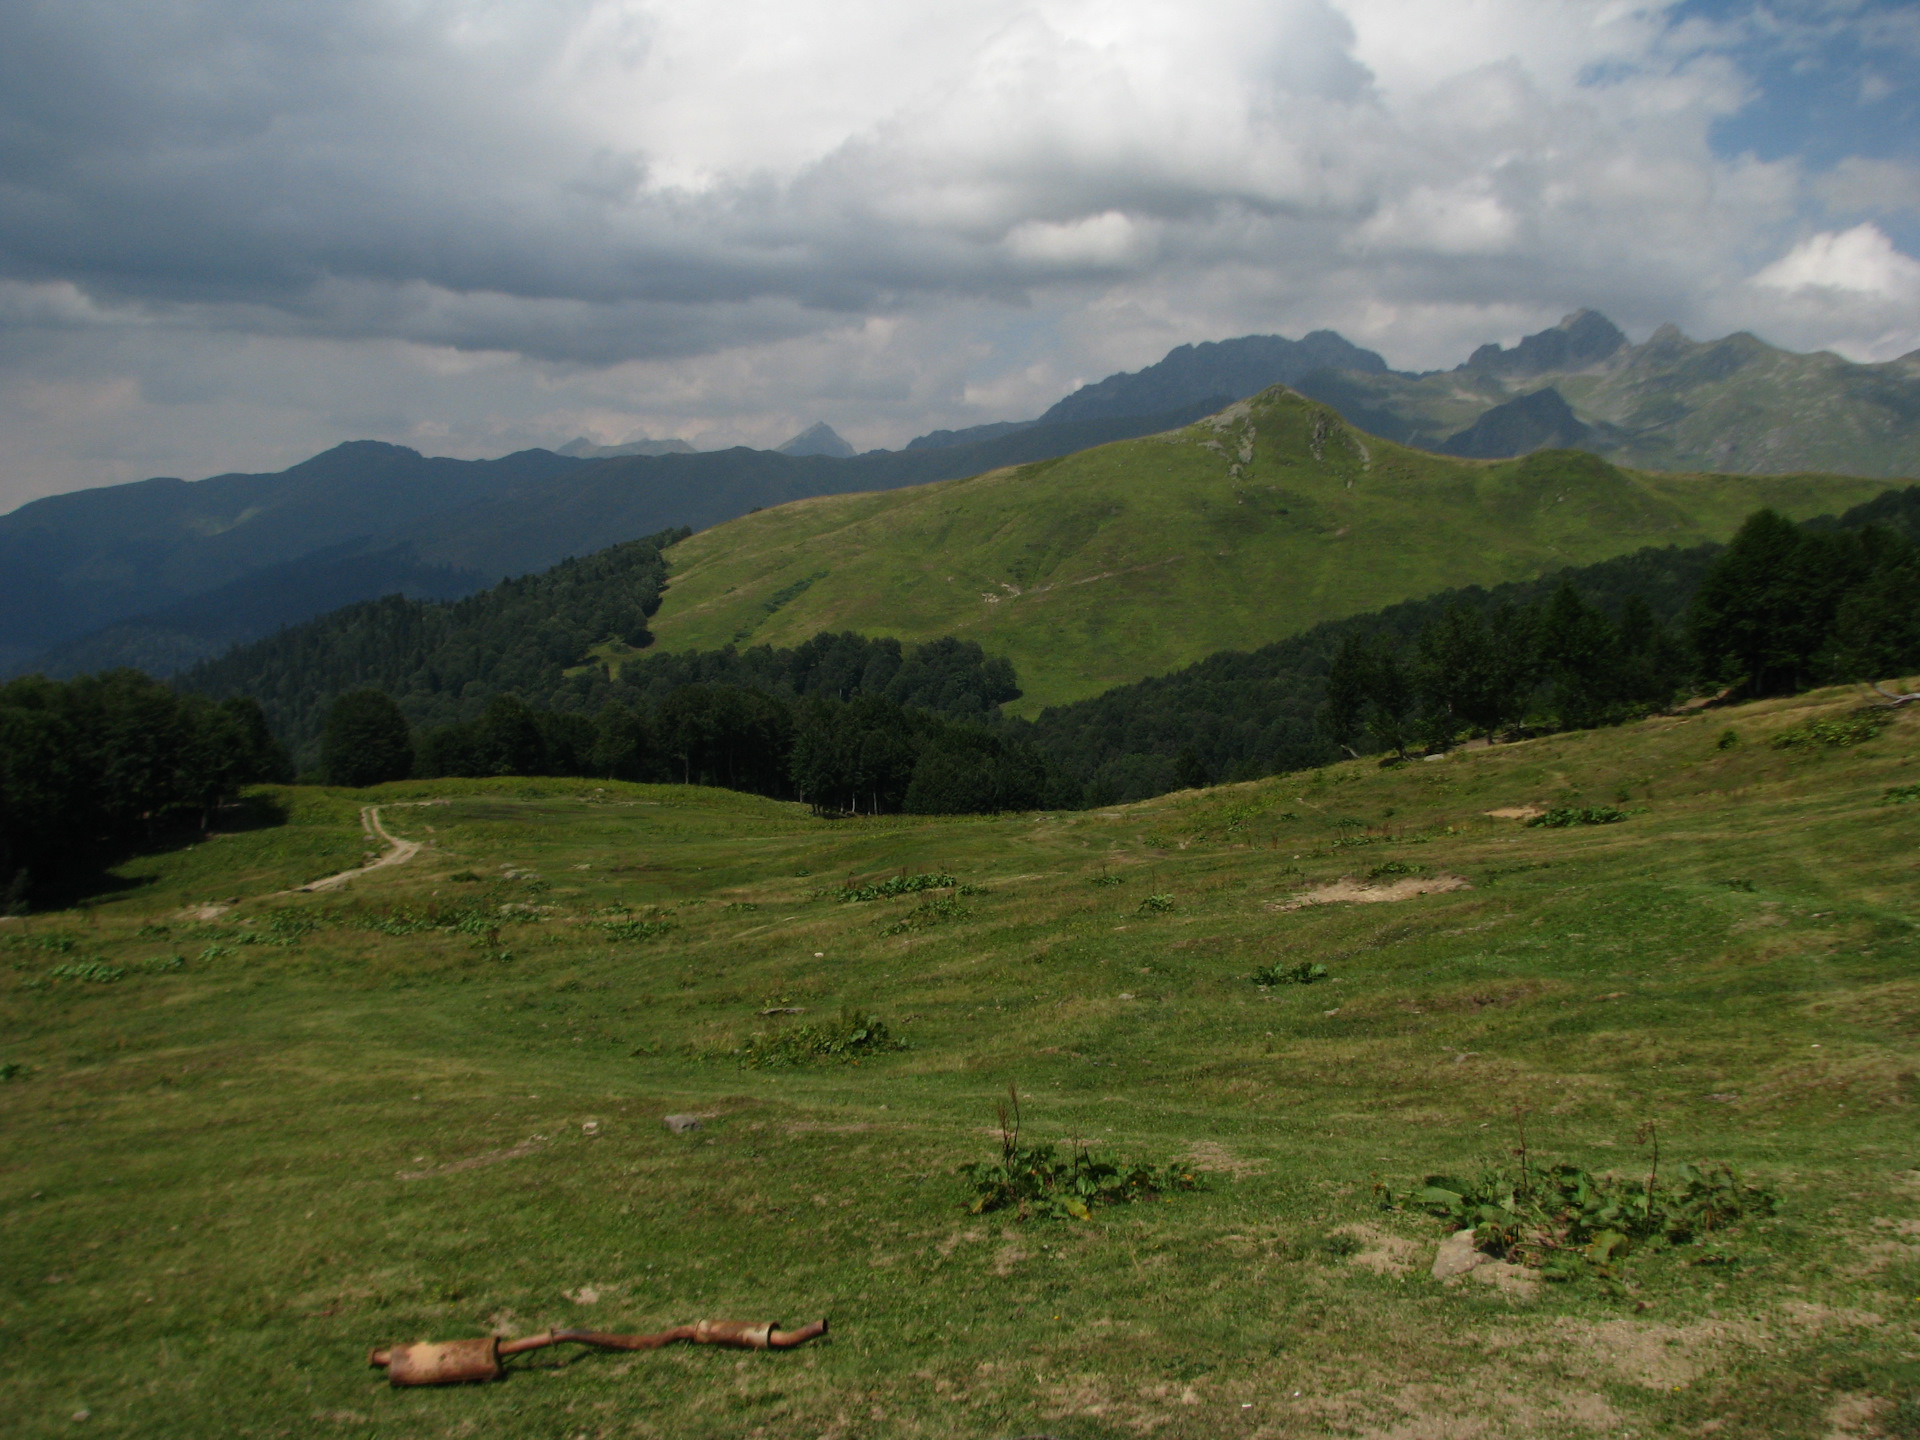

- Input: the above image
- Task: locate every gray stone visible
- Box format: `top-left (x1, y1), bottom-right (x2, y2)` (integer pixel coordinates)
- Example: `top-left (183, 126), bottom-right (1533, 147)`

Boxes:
top-left (663, 1114), bottom-right (702, 1134)
top-left (1431, 1228), bottom-right (1491, 1280)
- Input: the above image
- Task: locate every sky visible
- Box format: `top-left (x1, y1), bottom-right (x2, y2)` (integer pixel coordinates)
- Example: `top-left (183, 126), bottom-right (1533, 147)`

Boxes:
top-left (1, 0), bottom-right (1916, 508)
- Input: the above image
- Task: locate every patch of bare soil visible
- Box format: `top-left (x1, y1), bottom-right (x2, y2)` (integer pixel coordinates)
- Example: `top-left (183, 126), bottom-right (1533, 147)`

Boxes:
top-left (1484, 807), bottom-right (1544, 820)
top-left (1182, 1140), bottom-right (1263, 1178)
top-left (1512, 1315), bottom-right (1761, 1390)
top-left (1330, 1222), bottom-right (1419, 1275)
top-left (1467, 1261), bottom-right (1539, 1300)
top-left (991, 1230), bottom-right (1029, 1276)
top-left (1313, 1379), bottom-right (1623, 1439)
top-left (1274, 874), bottom-right (1473, 911)
top-left (782, 1120), bottom-right (875, 1136)
top-left (933, 1227), bottom-right (985, 1260)
top-left (397, 1135), bottom-right (546, 1181)
top-left (1779, 1300), bottom-right (1886, 1331)
top-left (1823, 1392), bottom-right (1891, 1439)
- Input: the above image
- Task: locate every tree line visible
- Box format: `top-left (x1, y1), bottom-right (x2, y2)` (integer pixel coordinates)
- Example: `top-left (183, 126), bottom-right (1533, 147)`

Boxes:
top-left (1320, 503), bottom-right (1919, 760)
top-left (1023, 490), bottom-right (1919, 797)
top-left (314, 635), bottom-right (1049, 816)
top-left (0, 670), bottom-right (289, 911)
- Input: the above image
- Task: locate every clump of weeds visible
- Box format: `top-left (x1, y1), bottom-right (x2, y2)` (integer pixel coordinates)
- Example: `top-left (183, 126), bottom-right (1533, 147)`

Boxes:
top-left (1382, 1115), bottom-right (1777, 1285)
top-left (1528, 805), bottom-right (1630, 828)
top-left (1251, 960), bottom-right (1329, 986)
top-left (723, 1007), bottom-right (907, 1069)
top-left (959, 1085), bottom-right (1204, 1221)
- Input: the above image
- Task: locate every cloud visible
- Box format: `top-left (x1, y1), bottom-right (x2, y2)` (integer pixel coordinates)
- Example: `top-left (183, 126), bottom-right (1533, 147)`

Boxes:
top-left (0, 1), bottom-right (1915, 505)
top-left (1752, 223), bottom-right (1920, 299)
top-left (1746, 222), bottom-right (1920, 360)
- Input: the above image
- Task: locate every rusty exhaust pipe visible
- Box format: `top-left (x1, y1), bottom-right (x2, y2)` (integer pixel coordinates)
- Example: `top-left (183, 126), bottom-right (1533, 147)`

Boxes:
top-left (369, 1318), bottom-right (829, 1386)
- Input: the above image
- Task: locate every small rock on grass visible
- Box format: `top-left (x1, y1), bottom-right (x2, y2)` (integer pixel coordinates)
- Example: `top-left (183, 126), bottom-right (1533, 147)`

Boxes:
top-left (663, 1114), bottom-right (701, 1134)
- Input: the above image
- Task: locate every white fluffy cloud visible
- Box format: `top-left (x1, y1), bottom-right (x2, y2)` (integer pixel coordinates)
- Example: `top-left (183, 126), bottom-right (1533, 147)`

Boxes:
top-left (0, 0), bottom-right (1916, 504)
top-left (1754, 223), bottom-right (1920, 299)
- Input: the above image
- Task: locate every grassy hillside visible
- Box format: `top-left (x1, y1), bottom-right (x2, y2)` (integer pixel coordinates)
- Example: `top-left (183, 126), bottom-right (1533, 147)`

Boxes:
top-left (646, 388), bottom-right (1888, 713)
top-left (2, 684), bottom-right (1916, 1437)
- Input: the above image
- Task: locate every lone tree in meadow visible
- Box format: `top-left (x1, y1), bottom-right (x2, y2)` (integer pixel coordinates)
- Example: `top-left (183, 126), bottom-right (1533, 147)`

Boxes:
top-left (320, 690), bottom-right (414, 788)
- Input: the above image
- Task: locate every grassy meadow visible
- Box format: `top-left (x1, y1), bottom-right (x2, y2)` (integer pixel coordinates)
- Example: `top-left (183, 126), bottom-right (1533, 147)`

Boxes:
top-left (640, 388), bottom-right (1888, 714)
top-left (2, 686), bottom-right (1918, 1437)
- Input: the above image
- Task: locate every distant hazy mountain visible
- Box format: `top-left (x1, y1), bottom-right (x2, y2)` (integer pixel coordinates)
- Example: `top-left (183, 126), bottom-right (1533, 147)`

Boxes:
top-left (1293, 310), bottom-right (1920, 476)
top-left (777, 422), bottom-right (856, 458)
top-left (1036, 331), bottom-right (1391, 426)
top-left (1463, 309), bottom-right (1627, 378)
top-left (555, 435), bottom-right (696, 458)
top-left (901, 330), bottom-right (1391, 450)
top-left (3, 401), bottom-right (1223, 677)
top-left (1438, 388), bottom-right (1590, 458)
top-left (904, 420), bottom-right (1037, 452)
top-left (26, 543), bottom-right (489, 680)
top-left (16, 308), bottom-right (1916, 681)
top-left (0, 443), bottom-right (581, 675)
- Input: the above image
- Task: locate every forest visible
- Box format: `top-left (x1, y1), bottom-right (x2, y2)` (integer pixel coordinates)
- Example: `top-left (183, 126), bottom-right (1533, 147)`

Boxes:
top-left (179, 528), bottom-right (691, 747)
top-left (0, 671), bottom-right (289, 910)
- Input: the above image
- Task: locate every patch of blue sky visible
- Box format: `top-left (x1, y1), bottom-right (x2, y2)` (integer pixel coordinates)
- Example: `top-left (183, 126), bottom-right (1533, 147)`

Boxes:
top-left (1667, 0), bottom-right (1920, 168)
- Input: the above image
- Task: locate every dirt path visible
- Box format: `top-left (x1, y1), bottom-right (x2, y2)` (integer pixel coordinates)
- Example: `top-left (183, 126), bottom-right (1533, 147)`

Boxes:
top-left (297, 806), bottom-right (422, 894)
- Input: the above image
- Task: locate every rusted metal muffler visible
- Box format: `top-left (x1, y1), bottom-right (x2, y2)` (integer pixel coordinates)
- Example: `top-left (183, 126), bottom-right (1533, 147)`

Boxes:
top-left (370, 1337), bottom-right (505, 1386)
top-left (368, 1318), bottom-right (830, 1386)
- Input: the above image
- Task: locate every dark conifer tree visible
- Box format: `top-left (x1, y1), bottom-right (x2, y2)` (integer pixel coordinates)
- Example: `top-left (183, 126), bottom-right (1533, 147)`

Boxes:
top-left (1414, 604), bottom-right (1535, 744)
top-left (475, 694), bottom-right (546, 775)
top-left (1536, 582), bottom-right (1617, 729)
top-left (1831, 532), bottom-right (1920, 683)
top-left (320, 690), bottom-right (414, 788)
top-left (590, 704), bottom-right (654, 781)
top-left (1690, 509), bottom-right (1871, 695)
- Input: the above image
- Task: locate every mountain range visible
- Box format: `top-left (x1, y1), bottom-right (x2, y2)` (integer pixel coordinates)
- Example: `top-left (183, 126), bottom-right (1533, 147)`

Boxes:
top-left (1290, 310), bottom-right (1920, 476)
top-left (0, 401), bottom-right (1221, 677)
top-left (5, 310), bottom-right (1915, 681)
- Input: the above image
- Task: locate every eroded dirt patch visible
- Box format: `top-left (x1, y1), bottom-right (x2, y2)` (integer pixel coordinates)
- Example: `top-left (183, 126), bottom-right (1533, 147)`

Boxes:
top-left (1275, 875), bottom-right (1473, 910)
top-left (1330, 1222), bottom-right (1420, 1276)
top-left (1183, 1140), bottom-right (1264, 1178)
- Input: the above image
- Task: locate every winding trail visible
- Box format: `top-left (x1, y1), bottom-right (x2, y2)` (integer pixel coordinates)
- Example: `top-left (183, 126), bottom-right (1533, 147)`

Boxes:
top-left (297, 805), bottom-right (422, 894)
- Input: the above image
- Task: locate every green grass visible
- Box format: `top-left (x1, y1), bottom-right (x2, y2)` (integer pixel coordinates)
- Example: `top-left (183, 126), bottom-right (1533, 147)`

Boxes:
top-left (3, 688), bottom-right (1918, 1437)
top-left (643, 388), bottom-right (1888, 715)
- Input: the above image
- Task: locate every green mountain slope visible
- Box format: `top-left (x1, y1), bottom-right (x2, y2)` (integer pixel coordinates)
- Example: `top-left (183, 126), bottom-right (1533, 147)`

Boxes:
top-left (1294, 311), bottom-right (1920, 478)
top-left (646, 387), bottom-right (1889, 713)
